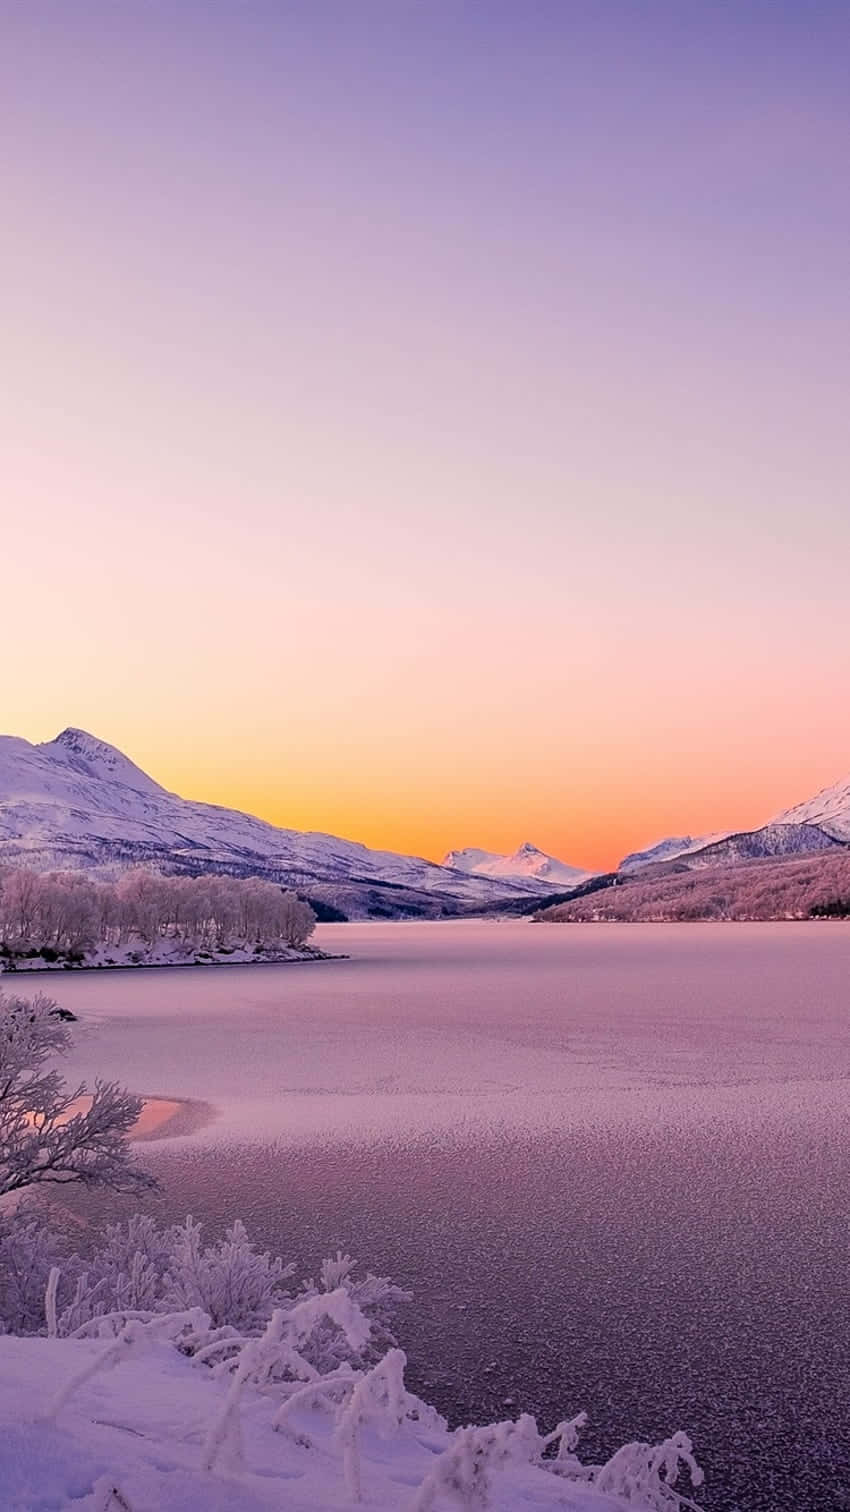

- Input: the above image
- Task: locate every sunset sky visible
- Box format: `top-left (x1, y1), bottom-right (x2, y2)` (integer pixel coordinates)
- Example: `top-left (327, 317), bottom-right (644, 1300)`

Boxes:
top-left (3, 2), bottom-right (849, 871)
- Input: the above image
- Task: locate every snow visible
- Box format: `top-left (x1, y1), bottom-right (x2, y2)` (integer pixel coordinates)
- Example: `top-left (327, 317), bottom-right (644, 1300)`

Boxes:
top-left (3, 938), bottom-right (324, 973)
top-left (682, 823), bottom-right (842, 867)
top-left (0, 729), bottom-right (538, 915)
top-left (618, 823), bottom-right (845, 876)
top-left (5, 726), bottom-right (848, 912)
top-left (620, 769), bottom-right (850, 875)
top-left (442, 842), bottom-right (592, 889)
top-left (44, 729), bottom-right (168, 797)
top-left (771, 772), bottom-right (850, 840)
top-left (617, 837), bottom-right (696, 872)
top-left (0, 1333), bottom-right (653, 1511)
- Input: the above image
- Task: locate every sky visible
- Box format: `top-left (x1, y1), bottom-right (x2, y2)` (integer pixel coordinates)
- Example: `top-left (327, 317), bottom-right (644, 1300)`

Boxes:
top-left (2, 2), bottom-right (849, 870)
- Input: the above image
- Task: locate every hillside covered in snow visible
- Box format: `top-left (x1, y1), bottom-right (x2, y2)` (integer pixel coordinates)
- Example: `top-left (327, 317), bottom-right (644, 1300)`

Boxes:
top-left (443, 841), bottom-right (591, 889)
top-left (540, 770), bottom-right (850, 922)
top-left (4, 726), bottom-right (850, 925)
top-left (771, 772), bottom-right (850, 840)
top-left (0, 729), bottom-right (551, 920)
top-left (537, 847), bottom-right (850, 924)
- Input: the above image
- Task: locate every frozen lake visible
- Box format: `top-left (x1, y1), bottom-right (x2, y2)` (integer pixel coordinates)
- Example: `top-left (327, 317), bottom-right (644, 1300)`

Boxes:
top-left (24, 920), bottom-right (850, 1511)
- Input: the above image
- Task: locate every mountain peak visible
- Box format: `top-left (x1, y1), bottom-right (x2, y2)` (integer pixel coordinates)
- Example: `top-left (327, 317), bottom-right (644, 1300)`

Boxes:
top-left (441, 847), bottom-right (501, 870)
top-left (772, 771), bottom-right (850, 840)
top-left (443, 840), bottom-right (590, 890)
top-left (54, 727), bottom-right (116, 757)
top-left (40, 728), bottom-right (167, 796)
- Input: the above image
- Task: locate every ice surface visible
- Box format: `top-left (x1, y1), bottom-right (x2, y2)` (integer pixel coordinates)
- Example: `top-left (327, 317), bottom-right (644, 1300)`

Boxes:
top-left (38, 918), bottom-right (850, 1148)
top-left (16, 920), bottom-right (850, 1512)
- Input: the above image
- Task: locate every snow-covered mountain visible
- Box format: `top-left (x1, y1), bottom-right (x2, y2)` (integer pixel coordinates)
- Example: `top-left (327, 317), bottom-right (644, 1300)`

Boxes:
top-left (680, 822), bottom-right (842, 868)
top-left (619, 764), bottom-right (850, 878)
top-left (771, 772), bottom-right (850, 840)
top-left (620, 768), bottom-right (850, 878)
top-left (619, 821), bottom-right (844, 875)
top-left (618, 836), bottom-right (696, 872)
top-left (443, 841), bottom-right (591, 890)
top-left (7, 728), bottom-right (849, 915)
top-left (0, 728), bottom-right (543, 919)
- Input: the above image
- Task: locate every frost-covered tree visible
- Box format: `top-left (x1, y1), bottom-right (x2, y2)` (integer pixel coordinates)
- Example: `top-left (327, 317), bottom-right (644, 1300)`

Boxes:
top-left (0, 866), bottom-right (316, 959)
top-left (0, 991), bottom-right (155, 1198)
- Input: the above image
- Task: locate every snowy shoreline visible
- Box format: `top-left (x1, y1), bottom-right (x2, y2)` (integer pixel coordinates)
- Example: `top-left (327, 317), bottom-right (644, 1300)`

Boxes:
top-left (0, 947), bottom-right (346, 976)
top-left (0, 1329), bottom-right (695, 1512)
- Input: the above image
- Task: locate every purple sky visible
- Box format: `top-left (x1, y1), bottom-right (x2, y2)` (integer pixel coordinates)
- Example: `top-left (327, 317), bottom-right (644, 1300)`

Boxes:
top-left (3, 3), bottom-right (849, 866)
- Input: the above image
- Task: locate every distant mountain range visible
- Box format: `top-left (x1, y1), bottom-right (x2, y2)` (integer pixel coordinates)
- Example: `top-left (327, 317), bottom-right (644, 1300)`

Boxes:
top-left (442, 841), bottom-right (591, 889)
top-left (617, 821), bottom-right (845, 875)
top-left (615, 772), bottom-right (850, 875)
top-left (0, 728), bottom-right (570, 919)
top-left (2, 725), bottom-right (849, 922)
top-left (540, 777), bottom-right (850, 924)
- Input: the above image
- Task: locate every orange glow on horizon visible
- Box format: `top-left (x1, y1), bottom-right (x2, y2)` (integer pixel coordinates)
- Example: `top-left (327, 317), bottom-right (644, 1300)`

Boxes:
top-left (2, 9), bottom-right (849, 871)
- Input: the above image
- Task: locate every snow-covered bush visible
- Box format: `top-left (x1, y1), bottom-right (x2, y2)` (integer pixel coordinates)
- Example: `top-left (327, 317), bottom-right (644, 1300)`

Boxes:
top-left (411, 1413), bottom-right (705, 1512)
top-left (414, 1415), bottom-right (550, 1511)
top-left (593, 1431), bottom-right (704, 1509)
top-left (0, 1207), bottom-right (706, 1510)
top-left (0, 1209), bottom-right (410, 1372)
top-left (296, 1249), bottom-right (412, 1370)
top-left (161, 1216), bottom-right (295, 1329)
top-left (0, 1208), bottom-right (66, 1334)
top-left (334, 1348), bottom-right (426, 1499)
top-left (201, 1288), bottom-right (377, 1472)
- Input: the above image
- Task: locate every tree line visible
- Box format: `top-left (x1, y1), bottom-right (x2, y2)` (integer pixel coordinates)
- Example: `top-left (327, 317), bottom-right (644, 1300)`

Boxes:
top-left (0, 867), bottom-right (316, 957)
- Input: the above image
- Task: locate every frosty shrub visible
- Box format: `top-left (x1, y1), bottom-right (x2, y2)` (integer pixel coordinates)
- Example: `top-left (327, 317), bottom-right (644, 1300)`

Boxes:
top-left (22, 1207), bottom-right (706, 1511)
top-left (413, 1416), bottom-right (551, 1511)
top-left (0, 990), bottom-right (155, 1200)
top-left (201, 1288), bottom-right (376, 1472)
top-left (295, 1250), bottom-right (412, 1371)
top-left (412, 1414), bottom-right (705, 1512)
top-left (161, 1217), bottom-right (295, 1329)
top-left (593, 1431), bottom-right (705, 1509)
top-left (0, 1208), bottom-right (67, 1334)
top-left (0, 1211), bottom-right (410, 1366)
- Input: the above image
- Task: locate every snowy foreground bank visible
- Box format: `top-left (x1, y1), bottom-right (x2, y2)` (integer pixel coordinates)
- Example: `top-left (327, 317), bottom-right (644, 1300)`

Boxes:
top-left (1, 939), bottom-right (333, 974)
top-left (0, 1325), bottom-right (702, 1512)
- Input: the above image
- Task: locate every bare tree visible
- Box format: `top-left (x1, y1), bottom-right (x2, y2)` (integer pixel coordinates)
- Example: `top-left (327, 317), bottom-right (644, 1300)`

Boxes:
top-left (0, 866), bottom-right (317, 959)
top-left (0, 991), bottom-right (156, 1198)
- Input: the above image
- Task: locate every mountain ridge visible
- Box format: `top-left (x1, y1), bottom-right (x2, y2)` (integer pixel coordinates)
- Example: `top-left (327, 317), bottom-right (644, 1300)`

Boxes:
top-left (3, 726), bottom-right (850, 918)
top-left (442, 840), bottom-right (591, 888)
top-left (771, 773), bottom-right (850, 840)
top-left (617, 768), bottom-right (850, 876)
top-left (0, 728), bottom-right (547, 919)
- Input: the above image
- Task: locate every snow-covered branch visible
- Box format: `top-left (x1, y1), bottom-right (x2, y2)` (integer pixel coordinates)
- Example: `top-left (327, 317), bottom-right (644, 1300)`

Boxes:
top-left (0, 991), bottom-right (154, 1200)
